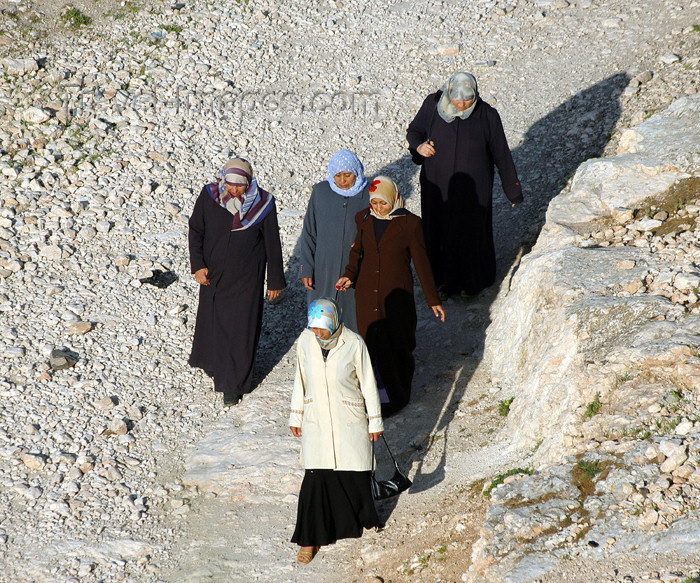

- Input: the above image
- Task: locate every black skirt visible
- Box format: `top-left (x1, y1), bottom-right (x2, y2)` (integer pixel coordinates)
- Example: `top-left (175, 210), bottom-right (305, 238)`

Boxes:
top-left (291, 469), bottom-right (381, 547)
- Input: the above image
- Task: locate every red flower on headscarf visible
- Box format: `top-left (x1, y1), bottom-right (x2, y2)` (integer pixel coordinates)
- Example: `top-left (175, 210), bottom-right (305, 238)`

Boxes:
top-left (369, 179), bottom-right (380, 192)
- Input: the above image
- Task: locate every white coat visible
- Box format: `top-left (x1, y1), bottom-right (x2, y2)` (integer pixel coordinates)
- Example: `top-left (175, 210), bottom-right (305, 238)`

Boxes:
top-left (289, 327), bottom-right (384, 471)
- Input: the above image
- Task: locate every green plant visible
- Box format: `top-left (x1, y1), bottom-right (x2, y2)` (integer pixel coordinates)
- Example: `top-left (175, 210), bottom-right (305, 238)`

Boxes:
top-left (437, 545), bottom-right (447, 553)
top-left (577, 460), bottom-right (603, 479)
top-left (584, 393), bottom-right (601, 419)
top-left (483, 468), bottom-right (532, 497)
top-left (654, 416), bottom-right (681, 434)
top-left (532, 438), bottom-right (544, 453)
top-left (159, 24), bottom-right (183, 34)
top-left (62, 7), bottom-right (92, 27)
top-left (499, 397), bottom-right (514, 416)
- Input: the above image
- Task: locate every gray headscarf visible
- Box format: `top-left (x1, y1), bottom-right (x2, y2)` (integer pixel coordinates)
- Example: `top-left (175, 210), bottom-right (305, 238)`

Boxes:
top-left (437, 72), bottom-right (480, 123)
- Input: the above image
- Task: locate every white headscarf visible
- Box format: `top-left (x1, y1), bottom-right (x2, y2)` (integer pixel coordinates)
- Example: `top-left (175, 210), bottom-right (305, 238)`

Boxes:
top-left (437, 72), bottom-right (480, 123)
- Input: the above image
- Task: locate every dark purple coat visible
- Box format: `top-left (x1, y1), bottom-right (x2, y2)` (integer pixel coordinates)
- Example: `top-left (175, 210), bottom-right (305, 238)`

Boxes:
top-left (407, 92), bottom-right (522, 295)
top-left (188, 186), bottom-right (285, 398)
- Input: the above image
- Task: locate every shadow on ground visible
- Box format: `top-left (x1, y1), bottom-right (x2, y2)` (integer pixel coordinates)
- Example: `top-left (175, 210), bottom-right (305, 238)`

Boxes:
top-left (374, 72), bottom-right (630, 518)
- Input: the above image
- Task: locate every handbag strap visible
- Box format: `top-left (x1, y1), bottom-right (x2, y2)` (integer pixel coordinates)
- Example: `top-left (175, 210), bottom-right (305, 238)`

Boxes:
top-left (372, 435), bottom-right (403, 472)
top-left (380, 434), bottom-right (401, 471)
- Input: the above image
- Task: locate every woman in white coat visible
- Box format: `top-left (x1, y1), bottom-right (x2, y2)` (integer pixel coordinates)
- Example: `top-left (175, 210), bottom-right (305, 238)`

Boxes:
top-left (289, 298), bottom-right (384, 564)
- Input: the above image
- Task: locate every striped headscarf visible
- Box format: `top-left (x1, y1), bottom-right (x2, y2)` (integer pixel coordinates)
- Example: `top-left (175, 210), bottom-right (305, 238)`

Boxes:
top-left (206, 157), bottom-right (275, 231)
top-left (326, 150), bottom-right (367, 197)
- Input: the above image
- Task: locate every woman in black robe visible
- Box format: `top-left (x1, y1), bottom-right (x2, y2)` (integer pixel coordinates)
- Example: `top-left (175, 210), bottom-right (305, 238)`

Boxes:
top-left (407, 72), bottom-right (523, 298)
top-left (188, 158), bottom-right (285, 405)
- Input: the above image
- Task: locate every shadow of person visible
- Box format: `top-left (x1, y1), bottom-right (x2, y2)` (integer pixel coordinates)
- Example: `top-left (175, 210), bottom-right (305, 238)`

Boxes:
top-left (372, 73), bottom-right (629, 513)
top-left (252, 235), bottom-right (307, 387)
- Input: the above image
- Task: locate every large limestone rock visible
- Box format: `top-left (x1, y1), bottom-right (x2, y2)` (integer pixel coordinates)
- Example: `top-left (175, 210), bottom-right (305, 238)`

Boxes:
top-left (469, 94), bottom-right (700, 583)
top-left (485, 94), bottom-right (700, 464)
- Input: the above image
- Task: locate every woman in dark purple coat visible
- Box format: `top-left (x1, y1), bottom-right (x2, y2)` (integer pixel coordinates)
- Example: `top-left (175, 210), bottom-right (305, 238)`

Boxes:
top-left (188, 158), bottom-right (286, 406)
top-left (407, 72), bottom-right (523, 298)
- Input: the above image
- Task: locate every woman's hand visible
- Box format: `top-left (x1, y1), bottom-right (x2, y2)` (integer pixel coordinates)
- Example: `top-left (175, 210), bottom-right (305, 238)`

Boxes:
top-left (416, 140), bottom-right (436, 158)
top-left (194, 267), bottom-right (210, 286)
top-left (335, 277), bottom-right (352, 292)
top-left (290, 426), bottom-right (302, 437)
top-left (431, 305), bottom-right (446, 322)
top-left (369, 431), bottom-right (383, 442)
top-left (267, 289), bottom-right (282, 301)
top-left (301, 277), bottom-right (314, 291)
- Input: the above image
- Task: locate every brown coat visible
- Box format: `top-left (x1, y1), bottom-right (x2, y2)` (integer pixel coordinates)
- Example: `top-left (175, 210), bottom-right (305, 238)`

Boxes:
top-left (343, 209), bottom-right (440, 415)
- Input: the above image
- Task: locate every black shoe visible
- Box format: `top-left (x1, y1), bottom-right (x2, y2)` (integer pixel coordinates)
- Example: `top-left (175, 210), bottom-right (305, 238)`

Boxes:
top-left (224, 394), bottom-right (242, 406)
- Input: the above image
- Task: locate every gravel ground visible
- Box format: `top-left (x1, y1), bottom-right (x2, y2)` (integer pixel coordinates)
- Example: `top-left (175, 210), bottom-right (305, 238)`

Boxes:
top-left (0, 0), bottom-right (698, 582)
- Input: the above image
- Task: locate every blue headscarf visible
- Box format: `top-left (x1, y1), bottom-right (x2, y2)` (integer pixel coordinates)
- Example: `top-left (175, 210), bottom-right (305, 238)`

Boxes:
top-left (326, 150), bottom-right (367, 197)
top-left (307, 298), bottom-right (343, 349)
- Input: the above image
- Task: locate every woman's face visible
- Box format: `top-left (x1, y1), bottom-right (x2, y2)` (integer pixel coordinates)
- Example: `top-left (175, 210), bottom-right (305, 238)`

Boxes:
top-left (370, 198), bottom-right (392, 217)
top-left (334, 172), bottom-right (357, 190)
top-left (310, 327), bottom-right (331, 340)
top-left (225, 183), bottom-right (247, 197)
top-left (451, 98), bottom-right (475, 111)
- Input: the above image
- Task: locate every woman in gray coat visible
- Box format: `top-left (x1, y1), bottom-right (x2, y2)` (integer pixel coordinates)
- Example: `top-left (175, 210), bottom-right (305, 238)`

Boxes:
top-left (298, 150), bottom-right (369, 332)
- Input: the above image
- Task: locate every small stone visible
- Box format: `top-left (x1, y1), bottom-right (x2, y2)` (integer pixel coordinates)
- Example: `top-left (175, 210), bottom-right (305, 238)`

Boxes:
top-left (1, 346), bottom-right (25, 358)
top-left (612, 207), bottom-right (634, 224)
top-left (49, 501), bottom-right (71, 517)
top-left (673, 273), bottom-right (700, 292)
top-left (689, 471), bottom-right (700, 487)
top-left (49, 348), bottom-right (78, 370)
top-left (658, 440), bottom-right (687, 473)
top-left (22, 107), bottom-right (51, 124)
top-left (674, 420), bottom-right (694, 435)
top-left (622, 280), bottom-right (643, 294)
top-left (21, 453), bottom-right (46, 470)
top-left (672, 463), bottom-right (694, 480)
top-left (2, 57), bottom-right (39, 76)
top-left (637, 508), bottom-right (658, 529)
top-left (636, 71), bottom-right (653, 84)
top-left (602, 17), bottom-right (622, 28)
top-left (127, 405), bottom-right (144, 420)
top-left (659, 53), bottom-right (681, 65)
top-left (105, 465), bottom-right (123, 481)
top-left (107, 418), bottom-right (129, 435)
top-left (616, 260), bottom-right (636, 270)
top-left (67, 322), bottom-right (93, 335)
top-left (436, 44), bottom-right (460, 56)
top-left (39, 245), bottom-right (63, 261)
top-left (94, 396), bottom-right (116, 411)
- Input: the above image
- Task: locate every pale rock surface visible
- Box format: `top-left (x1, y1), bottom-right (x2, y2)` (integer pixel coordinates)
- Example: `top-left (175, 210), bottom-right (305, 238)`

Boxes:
top-left (468, 95), bottom-right (700, 583)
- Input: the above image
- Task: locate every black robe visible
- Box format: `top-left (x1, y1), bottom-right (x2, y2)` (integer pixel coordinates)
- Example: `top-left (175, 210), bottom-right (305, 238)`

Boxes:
top-left (407, 93), bottom-right (523, 295)
top-left (188, 186), bottom-right (285, 399)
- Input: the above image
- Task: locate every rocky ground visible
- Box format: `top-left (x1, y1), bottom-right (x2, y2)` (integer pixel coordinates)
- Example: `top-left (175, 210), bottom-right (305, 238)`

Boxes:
top-left (0, 0), bottom-right (699, 582)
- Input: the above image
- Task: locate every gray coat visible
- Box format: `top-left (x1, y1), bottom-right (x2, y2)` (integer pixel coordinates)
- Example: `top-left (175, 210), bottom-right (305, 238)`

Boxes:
top-left (299, 180), bottom-right (369, 332)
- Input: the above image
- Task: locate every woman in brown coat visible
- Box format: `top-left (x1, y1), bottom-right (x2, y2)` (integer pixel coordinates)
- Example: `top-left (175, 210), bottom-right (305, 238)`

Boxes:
top-left (336, 176), bottom-right (445, 416)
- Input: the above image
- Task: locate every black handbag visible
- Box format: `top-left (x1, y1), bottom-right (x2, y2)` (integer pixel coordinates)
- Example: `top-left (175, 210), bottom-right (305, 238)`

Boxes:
top-left (371, 435), bottom-right (412, 500)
